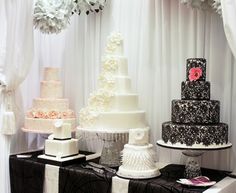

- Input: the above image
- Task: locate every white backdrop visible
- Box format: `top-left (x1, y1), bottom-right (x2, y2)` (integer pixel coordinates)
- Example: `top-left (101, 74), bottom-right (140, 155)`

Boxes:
top-left (18, 0), bottom-right (236, 172)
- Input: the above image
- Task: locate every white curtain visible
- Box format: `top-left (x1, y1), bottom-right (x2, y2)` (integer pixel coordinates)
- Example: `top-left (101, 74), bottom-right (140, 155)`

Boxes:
top-left (221, 0), bottom-right (236, 58)
top-left (0, 0), bottom-right (34, 193)
top-left (21, 0), bottom-right (236, 172)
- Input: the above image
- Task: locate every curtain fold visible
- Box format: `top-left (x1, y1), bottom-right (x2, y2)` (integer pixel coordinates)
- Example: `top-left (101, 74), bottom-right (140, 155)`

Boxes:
top-left (21, 0), bottom-right (236, 171)
top-left (0, 0), bottom-right (34, 192)
top-left (221, 0), bottom-right (236, 59)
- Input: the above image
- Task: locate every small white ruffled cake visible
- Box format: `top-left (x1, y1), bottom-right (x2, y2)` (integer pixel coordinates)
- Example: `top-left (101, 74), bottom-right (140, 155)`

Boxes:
top-left (117, 128), bottom-right (160, 179)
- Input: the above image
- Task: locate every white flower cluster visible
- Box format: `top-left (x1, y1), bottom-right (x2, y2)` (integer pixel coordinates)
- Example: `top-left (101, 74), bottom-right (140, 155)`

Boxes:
top-left (106, 32), bottom-right (123, 53)
top-left (79, 107), bottom-right (99, 127)
top-left (34, 0), bottom-right (75, 34)
top-left (88, 89), bottom-right (114, 111)
top-left (102, 56), bottom-right (118, 72)
top-left (98, 72), bottom-right (115, 90)
top-left (180, 0), bottom-right (222, 15)
top-left (74, 0), bottom-right (106, 15)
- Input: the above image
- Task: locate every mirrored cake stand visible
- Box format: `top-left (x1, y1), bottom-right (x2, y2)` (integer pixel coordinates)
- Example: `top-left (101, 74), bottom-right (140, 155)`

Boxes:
top-left (77, 127), bottom-right (129, 167)
top-left (157, 140), bottom-right (232, 178)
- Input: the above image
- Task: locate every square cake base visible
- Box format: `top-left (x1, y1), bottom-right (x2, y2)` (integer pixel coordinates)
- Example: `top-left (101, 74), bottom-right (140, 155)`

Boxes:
top-left (37, 154), bottom-right (86, 166)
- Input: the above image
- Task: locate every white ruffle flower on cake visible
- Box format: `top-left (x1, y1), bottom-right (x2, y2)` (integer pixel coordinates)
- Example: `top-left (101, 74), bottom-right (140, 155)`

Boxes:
top-left (98, 72), bottom-right (115, 90)
top-left (180, 0), bottom-right (222, 15)
top-left (106, 32), bottom-right (123, 53)
top-left (88, 89), bottom-right (114, 111)
top-left (79, 107), bottom-right (99, 127)
top-left (34, 0), bottom-right (75, 34)
top-left (102, 56), bottom-right (118, 72)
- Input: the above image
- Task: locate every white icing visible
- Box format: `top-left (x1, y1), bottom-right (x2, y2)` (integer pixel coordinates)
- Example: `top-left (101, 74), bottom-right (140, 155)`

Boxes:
top-left (45, 138), bottom-right (78, 158)
top-left (129, 128), bottom-right (149, 145)
top-left (80, 111), bottom-right (146, 129)
top-left (44, 67), bottom-right (60, 81)
top-left (159, 140), bottom-right (231, 149)
top-left (40, 81), bottom-right (63, 98)
top-left (33, 98), bottom-right (69, 111)
top-left (105, 32), bottom-right (123, 55)
top-left (53, 122), bottom-right (71, 139)
top-left (24, 117), bottom-right (76, 133)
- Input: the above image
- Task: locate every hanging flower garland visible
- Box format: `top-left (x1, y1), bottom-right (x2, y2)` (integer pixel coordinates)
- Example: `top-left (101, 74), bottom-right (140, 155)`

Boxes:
top-left (34, 0), bottom-right (107, 34)
top-left (180, 0), bottom-right (222, 15)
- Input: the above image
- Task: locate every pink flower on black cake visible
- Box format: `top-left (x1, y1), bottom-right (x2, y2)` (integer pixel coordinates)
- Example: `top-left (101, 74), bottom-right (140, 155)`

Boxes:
top-left (188, 67), bottom-right (202, 81)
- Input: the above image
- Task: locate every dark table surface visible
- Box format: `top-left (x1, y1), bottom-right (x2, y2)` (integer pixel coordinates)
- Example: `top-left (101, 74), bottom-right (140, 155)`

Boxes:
top-left (10, 150), bottom-right (229, 193)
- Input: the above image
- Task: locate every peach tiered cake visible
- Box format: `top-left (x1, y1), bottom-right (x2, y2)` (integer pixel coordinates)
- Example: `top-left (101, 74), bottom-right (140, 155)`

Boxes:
top-left (23, 67), bottom-right (76, 133)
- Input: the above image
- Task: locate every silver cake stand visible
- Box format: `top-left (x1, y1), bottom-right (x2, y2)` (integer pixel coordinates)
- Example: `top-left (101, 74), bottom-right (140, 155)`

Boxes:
top-left (77, 127), bottom-right (129, 167)
top-left (157, 140), bottom-right (232, 178)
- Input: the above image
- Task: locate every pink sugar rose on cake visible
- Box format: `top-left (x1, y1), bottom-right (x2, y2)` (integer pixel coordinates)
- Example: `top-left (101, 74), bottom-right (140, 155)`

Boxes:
top-left (48, 111), bottom-right (58, 119)
top-left (188, 67), bottom-right (202, 81)
top-left (35, 111), bottom-right (44, 118)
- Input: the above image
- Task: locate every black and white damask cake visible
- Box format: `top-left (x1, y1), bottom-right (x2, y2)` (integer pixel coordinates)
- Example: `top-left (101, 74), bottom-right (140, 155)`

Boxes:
top-left (162, 58), bottom-right (228, 147)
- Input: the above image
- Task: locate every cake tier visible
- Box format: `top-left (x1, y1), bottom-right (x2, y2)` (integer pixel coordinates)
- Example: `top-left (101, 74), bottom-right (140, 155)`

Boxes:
top-left (118, 143), bottom-right (160, 179)
top-left (109, 94), bottom-right (138, 111)
top-left (120, 144), bottom-right (158, 171)
top-left (33, 98), bottom-right (69, 111)
top-left (45, 138), bottom-right (78, 158)
top-left (181, 81), bottom-right (210, 100)
top-left (53, 122), bottom-right (71, 139)
top-left (114, 76), bottom-right (132, 93)
top-left (24, 118), bottom-right (76, 133)
top-left (83, 110), bottom-right (147, 129)
top-left (129, 128), bottom-right (149, 145)
top-left (162, 121), bottom-right (228, 146)
top-left (44, 67), bottom-right (60, 81)
top-left (186, 58), bottom-right (206, 81)
top-left (102, 56), bottom-right (128, 76)
top-left (171, 100), bottom-right (220, 124)
top-left (40, 81), bottom-right (63, 98)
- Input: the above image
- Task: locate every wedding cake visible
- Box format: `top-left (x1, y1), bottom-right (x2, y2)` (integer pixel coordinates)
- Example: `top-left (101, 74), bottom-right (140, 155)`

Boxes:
top-left (79, 32), bottom-right (148, 131)
top-left (37, 120), bottom-right (84, 166)
top-left (117, 128), bottom-right (160, 179)
top-left (23, 67), bottom-right (76, 133)
top-left (161, 58), bottom-right (228, 147)
top-left (44, 121), bottom-right (78, 158)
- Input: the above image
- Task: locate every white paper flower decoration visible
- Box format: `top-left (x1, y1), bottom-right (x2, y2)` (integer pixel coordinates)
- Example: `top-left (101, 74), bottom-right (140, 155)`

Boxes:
top-left (34, 0), bottom-right (76, 34)
top-left (180, 0), bottom-right (222, 15)
top-left (74, 0), bottom-right (106, 15)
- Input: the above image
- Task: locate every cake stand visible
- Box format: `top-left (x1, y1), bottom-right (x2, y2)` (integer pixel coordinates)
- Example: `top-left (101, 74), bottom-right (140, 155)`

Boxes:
top-left (77, 127), bottom-right (129, 167)
top-left (157, 140), bottom-right (232, 178)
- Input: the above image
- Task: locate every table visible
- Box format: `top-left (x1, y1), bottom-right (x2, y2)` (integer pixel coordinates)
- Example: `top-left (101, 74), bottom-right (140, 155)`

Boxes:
top-left (9, 150), bottom-right (236, 193)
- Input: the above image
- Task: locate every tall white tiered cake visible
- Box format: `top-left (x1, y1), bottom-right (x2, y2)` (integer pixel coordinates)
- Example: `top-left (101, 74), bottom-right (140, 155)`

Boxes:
top-left (23, 67), bottom-right (76, 133)
top-left (117, 128), bottom-right (160, 179)
top-left (79, 32), bottom-right (148, 131)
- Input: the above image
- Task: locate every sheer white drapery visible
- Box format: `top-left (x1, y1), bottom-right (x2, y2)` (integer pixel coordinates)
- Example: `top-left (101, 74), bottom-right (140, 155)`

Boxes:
top-left (0, 0), bottom-right (34, 192)
top-left (221, 0), bottom-right (236, 58)
top-left (22, 0), bottom-right (236, 171)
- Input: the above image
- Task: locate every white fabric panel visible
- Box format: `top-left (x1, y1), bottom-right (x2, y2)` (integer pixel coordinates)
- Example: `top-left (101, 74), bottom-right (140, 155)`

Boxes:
top-left (20, 0), bottom-right (236, 172)
top-left (112, 176), bottom-right (129, 193)
top-left (221, 0), bottom-right (236, 58)
top-left (43, 164), bottom-right (59, 193)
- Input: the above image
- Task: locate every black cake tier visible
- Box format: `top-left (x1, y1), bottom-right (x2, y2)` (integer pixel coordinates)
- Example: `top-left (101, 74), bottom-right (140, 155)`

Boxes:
top-left (186, 58), bottom-right (206, 81)
top-left (181, 81), bottom-right (210, 100)
top-left (171, 100), bottom-right (220, 124)
top-left (162, 121), bottom-right (228, 146)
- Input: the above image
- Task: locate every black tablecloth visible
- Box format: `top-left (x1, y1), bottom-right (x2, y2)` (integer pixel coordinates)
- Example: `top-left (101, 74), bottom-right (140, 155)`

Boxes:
top-left (10, 151), bottom-right (115, 193)
top-left (10, 151), bottom-right (229, 193)
top-left (128, 164), bottom-right (228, 193)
